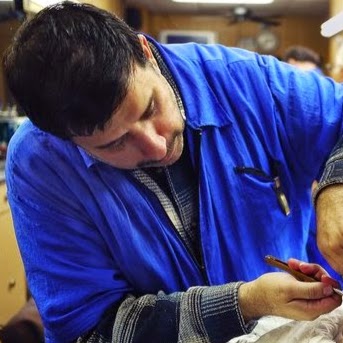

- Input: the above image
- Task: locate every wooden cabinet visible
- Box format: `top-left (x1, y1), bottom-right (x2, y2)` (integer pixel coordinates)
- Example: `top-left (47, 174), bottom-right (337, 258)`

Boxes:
top-left (0, 182), bottom-right (27, 326)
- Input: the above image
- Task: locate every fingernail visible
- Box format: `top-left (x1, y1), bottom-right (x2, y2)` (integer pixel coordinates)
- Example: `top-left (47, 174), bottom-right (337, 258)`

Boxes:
top-left (324, 286), bottom-right (333, 296)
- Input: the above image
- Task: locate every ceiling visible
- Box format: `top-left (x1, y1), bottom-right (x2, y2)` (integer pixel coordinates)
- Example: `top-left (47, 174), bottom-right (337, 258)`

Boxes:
top-left (124, 0), bottom-right (329, 18)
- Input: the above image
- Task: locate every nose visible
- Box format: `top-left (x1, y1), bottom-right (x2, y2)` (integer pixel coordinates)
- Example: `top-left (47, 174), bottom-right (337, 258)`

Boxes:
top-left (131, 123), bottom-right (167, 160)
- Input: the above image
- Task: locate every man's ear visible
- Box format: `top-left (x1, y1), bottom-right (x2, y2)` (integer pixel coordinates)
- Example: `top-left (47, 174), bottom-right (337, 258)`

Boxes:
top-left (138, 34), bottom-right (158, 67)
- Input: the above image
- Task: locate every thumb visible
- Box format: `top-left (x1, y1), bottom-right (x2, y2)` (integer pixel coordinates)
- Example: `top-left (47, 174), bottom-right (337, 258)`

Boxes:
top-left (299, 281), bottom-right (334, 299)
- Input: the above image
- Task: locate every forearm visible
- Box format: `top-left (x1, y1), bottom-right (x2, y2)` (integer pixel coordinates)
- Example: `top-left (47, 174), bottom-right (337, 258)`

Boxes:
top-left (77, 283), bottom-right (254, 343)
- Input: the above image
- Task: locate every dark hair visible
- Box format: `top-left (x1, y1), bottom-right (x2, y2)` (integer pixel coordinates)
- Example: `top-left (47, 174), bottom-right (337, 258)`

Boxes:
top-left (283, 45), bottom-right (321, 67)
top-left (3, 1), bottom-right (147, 138)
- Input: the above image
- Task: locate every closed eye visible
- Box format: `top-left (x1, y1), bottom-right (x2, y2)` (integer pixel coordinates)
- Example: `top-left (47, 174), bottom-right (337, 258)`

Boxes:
top-left (107, 99), bottom-right (156, 151)
top-left (141, 98), bottom-right (156, 121)
top-left (106, 133), bottom-right (129, 151)
top-left (94, 96), bottom-right (156, 152)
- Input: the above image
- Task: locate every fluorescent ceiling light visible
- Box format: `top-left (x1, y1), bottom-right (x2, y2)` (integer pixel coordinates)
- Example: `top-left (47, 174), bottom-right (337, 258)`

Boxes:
top-left (172, 0), bottom-right (274, 4)
top-left (29, 0), bottom-right (78, 6)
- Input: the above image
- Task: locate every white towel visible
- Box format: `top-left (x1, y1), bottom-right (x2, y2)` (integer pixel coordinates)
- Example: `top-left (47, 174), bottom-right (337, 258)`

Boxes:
top-left (229, 305), bottom-right (343, 343)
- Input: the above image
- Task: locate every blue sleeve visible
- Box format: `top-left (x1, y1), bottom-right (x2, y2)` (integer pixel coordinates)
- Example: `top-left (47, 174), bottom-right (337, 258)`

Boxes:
top-left (5, 123), bottom-right (130, 341)
top-left (5, 122), bottom-right (252, 343)
top-left (259, 55), bottom-right (343, 178)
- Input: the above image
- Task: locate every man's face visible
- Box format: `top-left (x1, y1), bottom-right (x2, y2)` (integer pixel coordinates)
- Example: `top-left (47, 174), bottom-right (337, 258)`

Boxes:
top-left (72, 38), bottom-right (185, 169)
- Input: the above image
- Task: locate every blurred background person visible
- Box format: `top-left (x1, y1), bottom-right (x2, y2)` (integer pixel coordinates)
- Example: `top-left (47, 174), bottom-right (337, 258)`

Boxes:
top-left (0, 297), bottom-right (44, 343)
top-left (283, 45), bottom-right (324, 74)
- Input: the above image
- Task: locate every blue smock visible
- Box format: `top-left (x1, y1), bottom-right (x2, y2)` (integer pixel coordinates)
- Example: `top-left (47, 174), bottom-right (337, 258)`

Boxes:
top-left (6, 39), bottom-right (343, 341)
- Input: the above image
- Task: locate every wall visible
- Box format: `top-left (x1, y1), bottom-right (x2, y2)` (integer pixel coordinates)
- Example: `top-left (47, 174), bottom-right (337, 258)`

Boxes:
top-left (0, 19), bottom-right (21, 108)
top-left (0, 2), bottom-right (331, 105)
top-left (146, 13), bottom-right (328, 63)
top-left (81, 0), bottom-right (123, 16)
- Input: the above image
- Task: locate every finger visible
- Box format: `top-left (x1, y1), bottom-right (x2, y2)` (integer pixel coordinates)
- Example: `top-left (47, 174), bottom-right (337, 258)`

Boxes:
top-left (288, 259), bottom-right (322, 278)
top-left (287, 258), bottom-right (302, 271)
top-left (287, 258), bottom-right (320, 272)
top-left (298, 262), bottom-right (322, 276)
top-left (321, 274), bottom-right (341, 289)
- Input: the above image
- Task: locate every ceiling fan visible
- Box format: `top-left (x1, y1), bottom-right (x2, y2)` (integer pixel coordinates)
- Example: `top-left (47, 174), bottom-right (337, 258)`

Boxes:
top-left (226, 6), bottom-right (281, 26)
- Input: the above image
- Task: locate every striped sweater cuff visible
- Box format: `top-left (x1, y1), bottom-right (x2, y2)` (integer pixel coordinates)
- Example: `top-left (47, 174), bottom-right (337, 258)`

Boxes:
top-left (200, 282), bottom-right (255, 343)
top-left (313, 153), bottom-right (343, 205)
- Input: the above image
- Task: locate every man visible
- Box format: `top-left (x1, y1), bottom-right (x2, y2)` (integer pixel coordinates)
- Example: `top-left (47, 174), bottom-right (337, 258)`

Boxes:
top-left (283, 45), bottom-right (323, 74)
top-left (3, 2), bottom-right (343, 342)
top-left (0, 297), bottom-right (44, 343)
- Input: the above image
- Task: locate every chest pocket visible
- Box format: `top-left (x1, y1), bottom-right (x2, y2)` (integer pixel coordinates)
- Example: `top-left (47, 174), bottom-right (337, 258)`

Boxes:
top-left (235, 165), bottom-right (291, 216)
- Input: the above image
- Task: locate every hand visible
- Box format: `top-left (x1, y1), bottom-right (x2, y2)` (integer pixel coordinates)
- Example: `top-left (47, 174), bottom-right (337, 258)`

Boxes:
top-left (316, 183), bottom-right (343, 275)
top-left (238, 270), bottom-right (341, 322)
top-left (287, 258), bottom-right (341, 287)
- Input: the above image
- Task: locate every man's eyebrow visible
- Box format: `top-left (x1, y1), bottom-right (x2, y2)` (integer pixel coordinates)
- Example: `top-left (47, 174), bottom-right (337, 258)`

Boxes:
top-left (94, 96), bottom-right (154, 150)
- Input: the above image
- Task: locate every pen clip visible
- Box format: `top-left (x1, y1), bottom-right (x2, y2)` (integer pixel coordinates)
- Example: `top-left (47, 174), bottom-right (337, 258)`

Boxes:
top-left (273, 176), bottom-right (291, 216)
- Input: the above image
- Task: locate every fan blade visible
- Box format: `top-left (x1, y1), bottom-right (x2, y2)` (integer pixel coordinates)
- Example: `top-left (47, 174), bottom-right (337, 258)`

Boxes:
top-left (250, 15), bottom-right (280, 26)
top-left (228, 18), bottom-right (239, 25)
